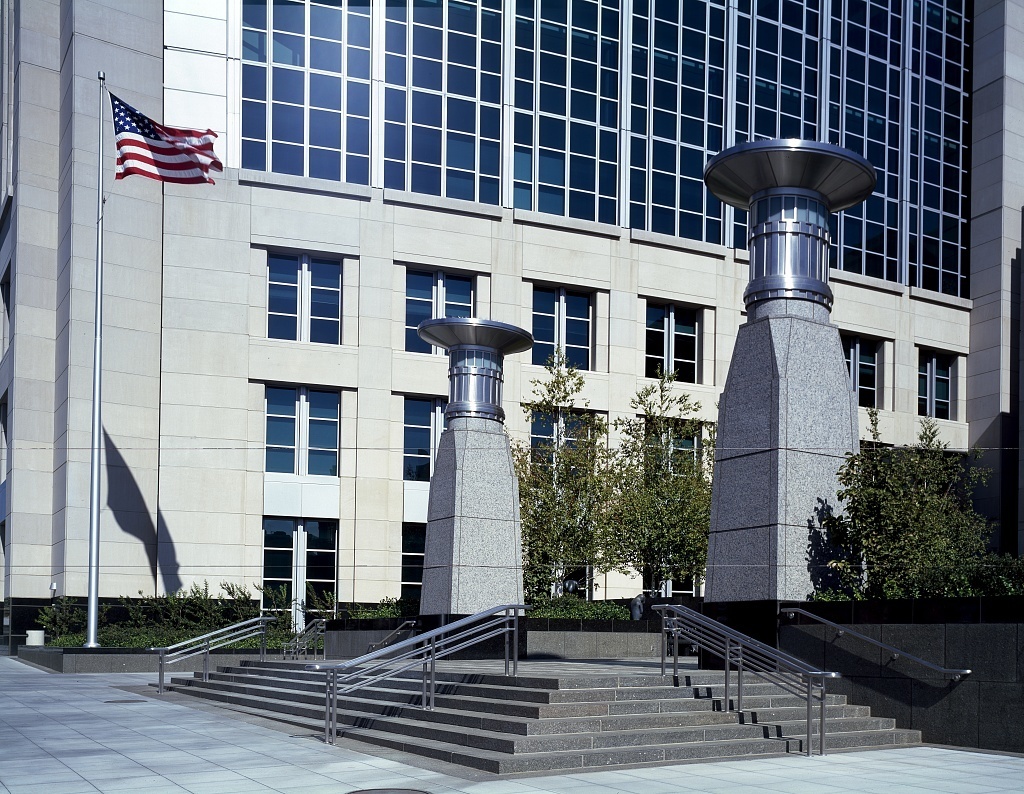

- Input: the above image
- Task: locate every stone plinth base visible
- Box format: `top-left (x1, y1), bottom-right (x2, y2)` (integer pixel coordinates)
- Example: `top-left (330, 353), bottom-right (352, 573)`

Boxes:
top-left (704, 299), bottom-right (858, 603)
top-left (420, 417), bottom-right (524, 615)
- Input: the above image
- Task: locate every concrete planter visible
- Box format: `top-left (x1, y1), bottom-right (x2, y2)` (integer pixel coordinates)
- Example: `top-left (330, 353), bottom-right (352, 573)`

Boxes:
top-left (17, 646), bottom-right (285, 674)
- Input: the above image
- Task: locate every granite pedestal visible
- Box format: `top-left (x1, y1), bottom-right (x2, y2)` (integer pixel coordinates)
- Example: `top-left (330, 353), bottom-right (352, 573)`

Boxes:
top-left (704, 298), bottom-right (858, 602)
top-left (419, 416), bottom-right (525, 615)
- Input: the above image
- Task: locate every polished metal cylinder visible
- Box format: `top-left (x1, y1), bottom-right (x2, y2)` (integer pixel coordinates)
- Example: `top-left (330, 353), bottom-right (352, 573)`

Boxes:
top-left (746, 188), bottom-right (833, 309)
top-left (416, 317), bottom-right (534, 425)
top-left (446, 345), bottom-right (505, 422)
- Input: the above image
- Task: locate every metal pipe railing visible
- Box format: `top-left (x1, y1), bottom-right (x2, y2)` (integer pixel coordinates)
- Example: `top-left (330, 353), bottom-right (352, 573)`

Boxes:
top-left (152, 616), bottom-right (275, 694)
top-left (284, 618), bottom-right (327, 660)
top-left (781, 607), bottom-right (972, 680)
top-left (307, 604), bottom-right (527, 745)
top-left (366, 619), bottom-right (418, 653)
top-left (655, 604), bottom-right (839, 756)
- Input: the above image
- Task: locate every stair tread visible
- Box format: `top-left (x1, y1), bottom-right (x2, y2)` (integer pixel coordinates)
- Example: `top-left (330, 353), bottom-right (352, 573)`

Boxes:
top-left (166, 661), bottom-right (920, 772)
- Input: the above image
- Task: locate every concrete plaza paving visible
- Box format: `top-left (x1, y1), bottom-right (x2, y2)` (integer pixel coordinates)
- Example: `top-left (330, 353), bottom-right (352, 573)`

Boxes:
top-left (2, 655), bottom-right (1023, 793)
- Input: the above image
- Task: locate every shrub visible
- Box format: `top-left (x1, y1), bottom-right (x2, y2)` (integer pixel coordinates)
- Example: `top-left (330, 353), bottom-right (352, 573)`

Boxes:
top-left (529, 594), bottom-right (630, 621)
top-left (346, 597), bottom-right (417, 619)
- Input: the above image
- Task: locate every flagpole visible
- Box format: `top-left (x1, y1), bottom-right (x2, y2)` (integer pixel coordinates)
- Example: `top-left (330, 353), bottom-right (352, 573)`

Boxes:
top-left (85, 71), bottom-right (106, 648)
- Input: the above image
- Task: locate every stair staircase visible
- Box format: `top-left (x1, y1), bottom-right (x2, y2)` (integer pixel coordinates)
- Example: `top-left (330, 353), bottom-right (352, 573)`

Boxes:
top-left (162, 660), bottom-right (920, 773)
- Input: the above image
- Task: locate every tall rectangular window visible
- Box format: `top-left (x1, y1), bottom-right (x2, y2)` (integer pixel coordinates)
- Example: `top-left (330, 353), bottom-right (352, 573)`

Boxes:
top-left (381, 2), bottom-right (503, 204)
top-left (242, 0), bottom-right (371, 183)
top-left (262, 516), bottom-right (338, 629)
top-left (532, 286), bottom-right (591, 370)
top-left (267, 253), bottom-right (342, 344)
top-left (405, 269), bottom-right (473, 353)
top-left (645, 303), bottom-right (699, 382)
top-left (403, 396), bottom-right (446, 481)
top-left (401, 522), bottom-right (426, 600)
top-left (918, 349), bottom-right (953, 420)
top-left (265, 386), bottom-right (340, 476)
top-left (842, 335), bottom-right (880, 409)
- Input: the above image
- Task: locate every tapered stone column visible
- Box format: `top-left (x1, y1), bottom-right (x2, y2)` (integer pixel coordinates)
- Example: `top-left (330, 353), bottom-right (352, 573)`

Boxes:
top-left (416, 318), bottom-right (533, 616)
top-left (703, 140), bottom-right (876, 602)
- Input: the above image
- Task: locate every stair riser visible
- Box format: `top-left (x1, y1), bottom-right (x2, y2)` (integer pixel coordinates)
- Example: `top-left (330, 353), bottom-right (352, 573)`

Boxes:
top-left (164, 664), bottom-right (921, 774)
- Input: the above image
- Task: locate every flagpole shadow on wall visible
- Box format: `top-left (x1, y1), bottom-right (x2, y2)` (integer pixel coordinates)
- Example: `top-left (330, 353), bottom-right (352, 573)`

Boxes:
top-left (103, 429), bottom-right (182, 595)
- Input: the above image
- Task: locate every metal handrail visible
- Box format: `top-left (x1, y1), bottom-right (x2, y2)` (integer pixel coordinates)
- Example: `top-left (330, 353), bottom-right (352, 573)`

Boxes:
top-left (367, 619), bottom-right (418, 653)
top-left (308, 604), bottom-right (527, 745)
top-left (284, 618), bottom-right (327, 660)
top-left (152, 616), bottom-right (275, 693)
top-left (654, 604), bottom-right (840, 757)
top-left (781, 607), bottom-right (972, 680)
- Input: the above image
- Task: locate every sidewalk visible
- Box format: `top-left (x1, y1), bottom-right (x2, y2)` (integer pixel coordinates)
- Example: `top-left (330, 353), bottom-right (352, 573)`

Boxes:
top-left (1, 656), bottom-right (1021, 794)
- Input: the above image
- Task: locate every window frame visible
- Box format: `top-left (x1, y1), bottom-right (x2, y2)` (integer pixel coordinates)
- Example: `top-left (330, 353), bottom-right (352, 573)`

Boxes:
top-left (841, 334), bottom-right (880, 409)
top-left (402, 395), bottom-right (447, 481)
top-left (266, 252), bottom-right (343, 345)
top-left (918, 348), bottom-right (954, 420)
top-left (644, 302), bottom-right (700, 383)
top-left (531, 285), bottom-right (593, 370)
top-left (404, 268), bottom-right (475, 354)
top-left (401, 521), bottom-right (426, 600)
top-left (265, 385), bottom-right (341, 477)
top-left (261, 515), bottom-right (339, 631)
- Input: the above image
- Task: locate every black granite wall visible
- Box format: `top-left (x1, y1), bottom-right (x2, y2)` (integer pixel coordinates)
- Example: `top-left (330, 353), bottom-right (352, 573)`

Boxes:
top-left (776, 597), bottom-right (1024, 753)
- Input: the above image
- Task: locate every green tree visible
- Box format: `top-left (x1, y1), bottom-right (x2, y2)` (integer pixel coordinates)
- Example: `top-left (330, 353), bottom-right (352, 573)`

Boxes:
top-left (822, 410), bottom-right (992, 599)
top-left (605, 371), bottom-right (713, 592)
top-left (511, 350), bottom-right (614, 601)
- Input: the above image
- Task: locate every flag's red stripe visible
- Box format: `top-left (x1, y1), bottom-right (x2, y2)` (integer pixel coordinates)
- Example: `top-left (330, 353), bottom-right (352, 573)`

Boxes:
top-left (116, 151), bottom-right (211, 173)
top-left (115, 157), bottom-right (214, 183)
top-left (116, 165), bottom-right (212, 185)
top-left (115, 143), bottom-right (223, 172)
top-left (115, 135), bottom-right (221, 167)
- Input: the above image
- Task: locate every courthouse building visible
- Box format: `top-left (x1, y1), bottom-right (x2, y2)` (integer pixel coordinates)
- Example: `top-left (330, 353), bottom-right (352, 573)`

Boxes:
top-left (0, 0), bottom-right (1017, 642)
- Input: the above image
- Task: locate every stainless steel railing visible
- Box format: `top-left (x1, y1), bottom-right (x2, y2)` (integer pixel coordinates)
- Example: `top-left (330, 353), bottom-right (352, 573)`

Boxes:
top-left (152, 616), bottom-right (275, 693)
top-left (366, 619), bottom-right (418, 653)
top-left (307, 604), bottom-right (527, 745)
top-left (284, 618), bottom-right (327, 660)
top-left (781, 607), bottom-right (972, 680)
top-left (655, 604), bottom-right (840, 757)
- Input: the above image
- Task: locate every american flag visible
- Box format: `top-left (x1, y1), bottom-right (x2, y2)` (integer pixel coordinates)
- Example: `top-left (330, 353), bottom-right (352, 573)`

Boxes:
top-left (109, 93), bottom-right (223, 184)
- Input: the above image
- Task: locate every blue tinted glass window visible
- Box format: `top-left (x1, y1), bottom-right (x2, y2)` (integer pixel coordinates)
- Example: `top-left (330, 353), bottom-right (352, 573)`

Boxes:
top-left (308, 74), bottom-right (340, 109)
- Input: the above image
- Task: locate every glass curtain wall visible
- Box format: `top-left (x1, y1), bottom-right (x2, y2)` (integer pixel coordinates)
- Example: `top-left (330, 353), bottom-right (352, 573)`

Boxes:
top-left (240, 0), bottom-right (971, 298)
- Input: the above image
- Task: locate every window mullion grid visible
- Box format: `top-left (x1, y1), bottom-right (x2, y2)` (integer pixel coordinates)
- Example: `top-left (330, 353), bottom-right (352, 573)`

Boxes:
top-left (664, 304), bottom-right (674, 374)
top-left (928, 355), bottom-right (937, 418)
top-left (294, 519), bottom-right (307, 629)
top-left (304, 2), bottom-right (311, 179)
top-left (433, 271), bottom-right (444, 356)
top-left (557, 288), bottom-right (567, 357)
top-left (440, 2), bottom-right (449, 199)
top-left (297, 387), bottom-right (310, 476)
top-left (299, 255), bottom-right (310, 343)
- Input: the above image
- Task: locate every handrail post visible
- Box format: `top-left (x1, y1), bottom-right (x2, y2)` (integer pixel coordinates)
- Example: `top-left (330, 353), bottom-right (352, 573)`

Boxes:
top-left (330, 670), bottom-right (338, 745)
top-left (157, 649), bottom-right (165, 694)
top-left (737, 646), bottom-right (744, 712)
top-left (429, 635), bottom-right (437, 710)
top-left (203, 638), bottom-right (210, 682)
top-left (819, 676), bottom-right (827, 756)
top-left (504, 608), bottom-right (510, 676)
top-left (723, 637), bottom-right (731, 712)
top-left (421, 637), bottom-right (429, 709)
top-left (673, 626), bottom-right (679, 681)
top-left (660, 612), bottom-right (667, 676)
top-left (806, 678), bottom-right (812, 757)
top-left (260, 620), bottom-right (267, 662)
top-left (512, 609), bottom-right (520, 677)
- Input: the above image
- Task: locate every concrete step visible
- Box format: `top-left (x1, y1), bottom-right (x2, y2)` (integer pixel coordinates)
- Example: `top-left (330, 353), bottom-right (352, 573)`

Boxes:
top-left (199, 669), bottom-right (853, 721)
top-left (165, 663), bottom-right (921, 773)
top-left (220, 663), bottom-right (834, 707)
top-left (168, 677), bottom-right (904, 753)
